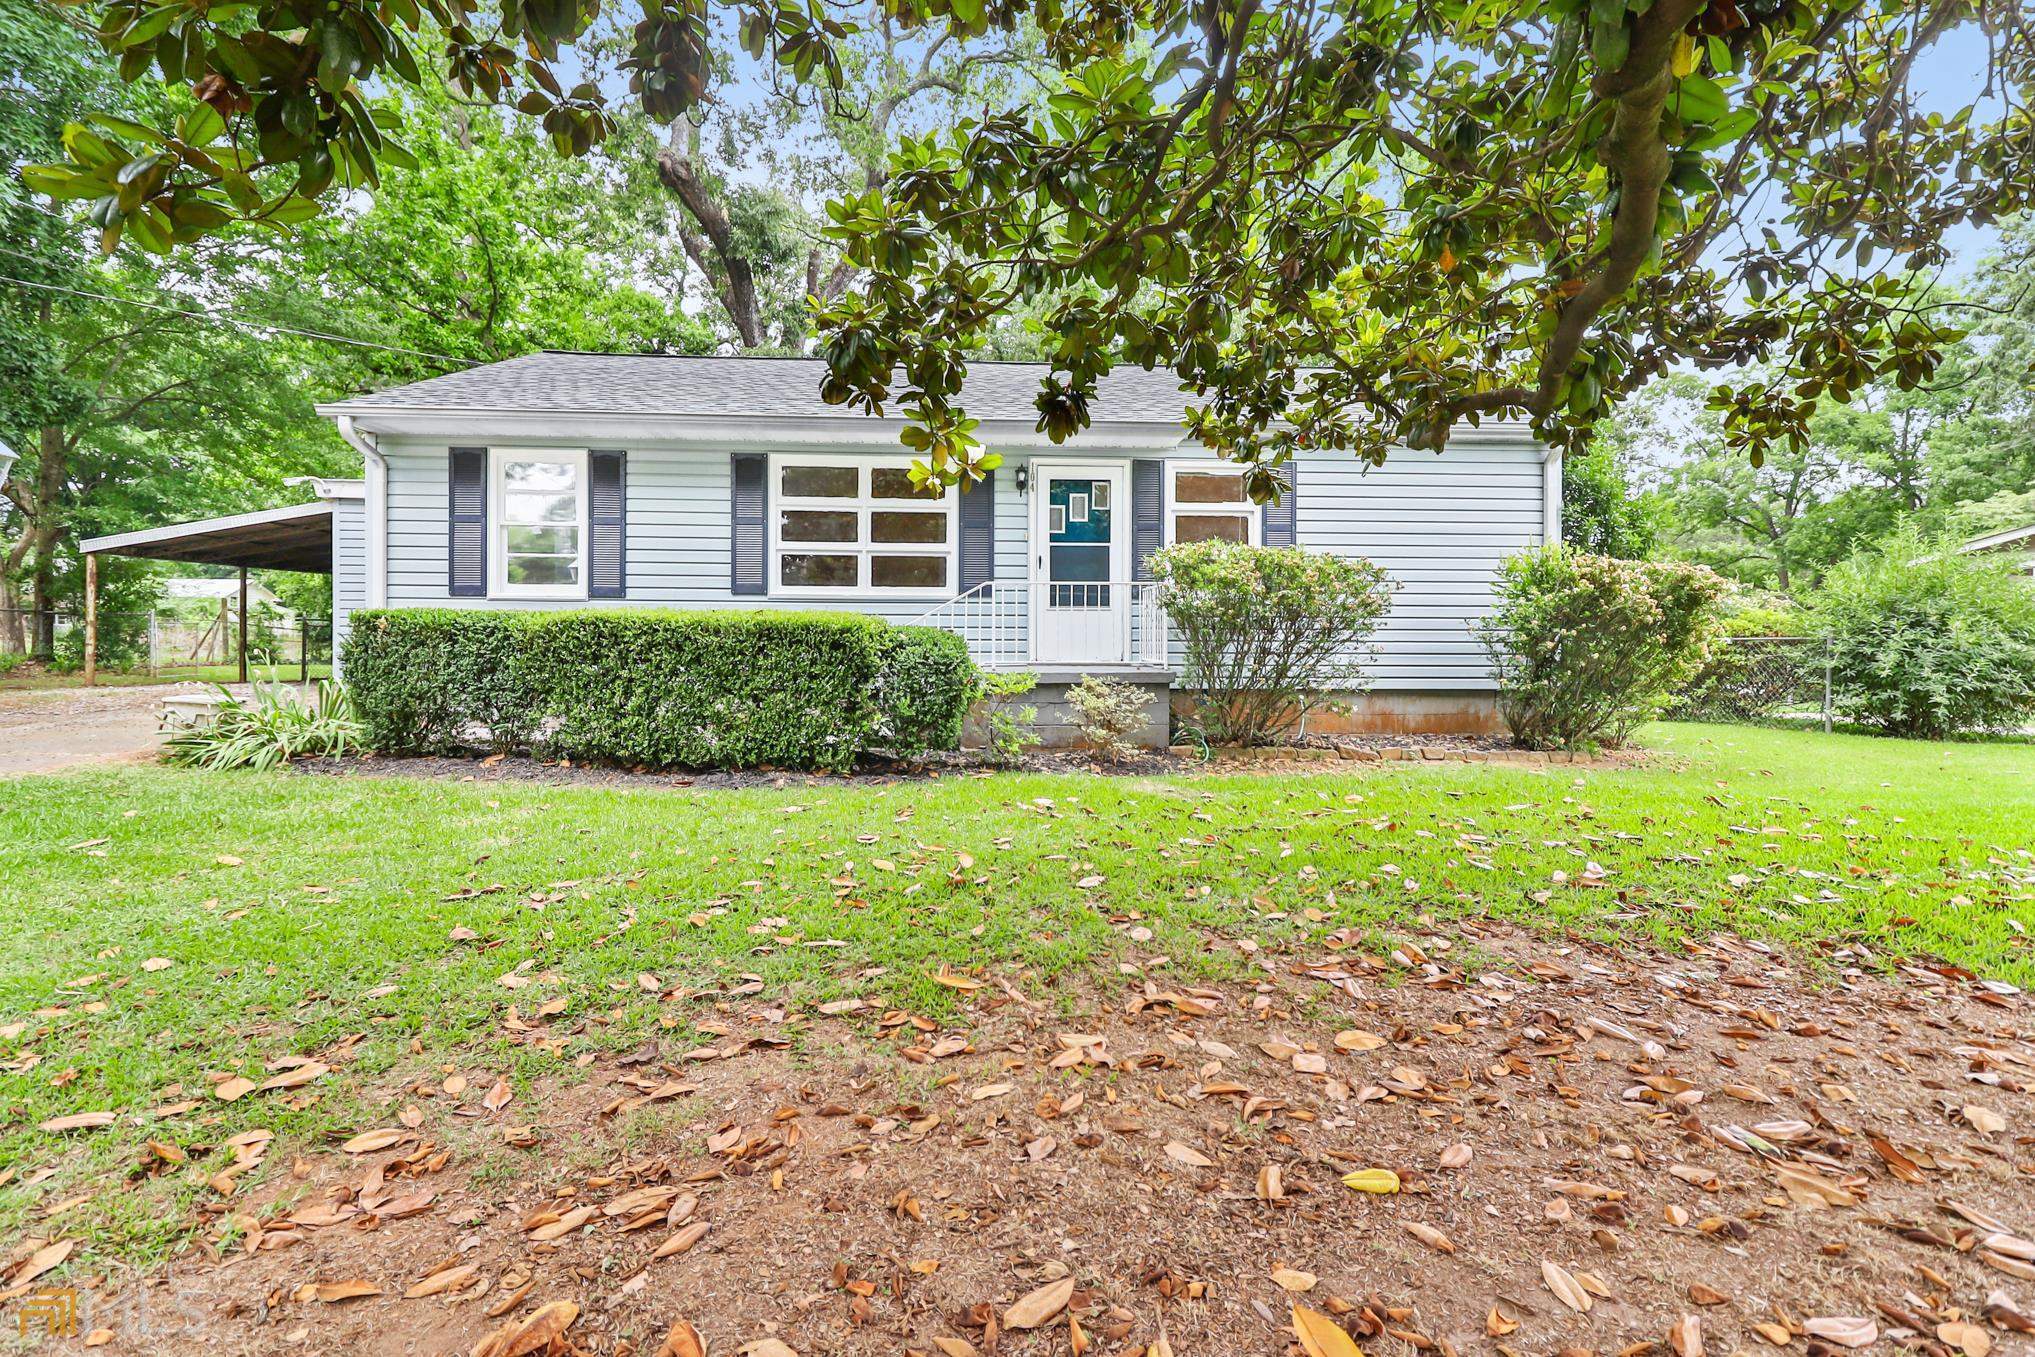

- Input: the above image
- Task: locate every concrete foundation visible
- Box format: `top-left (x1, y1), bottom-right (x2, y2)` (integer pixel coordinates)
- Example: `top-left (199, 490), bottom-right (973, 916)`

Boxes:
top-left (964, 677), bottom-right (1172, 750)
top-left (965, 679), bottom-right (1505, 750)
top-left (1168, 689), bottom-right (1505, 739)
top-left (1296, 690), bottom-right (1506, 737)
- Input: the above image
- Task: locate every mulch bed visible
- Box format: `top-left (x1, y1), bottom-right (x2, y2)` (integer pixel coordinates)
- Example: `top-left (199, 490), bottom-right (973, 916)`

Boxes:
top-left (290, 747), bottom-right (1191, 790)
top-left (288, 735), bottom-right (1618, 790)
top-left (43, 921), bottom-right (2035, 1357)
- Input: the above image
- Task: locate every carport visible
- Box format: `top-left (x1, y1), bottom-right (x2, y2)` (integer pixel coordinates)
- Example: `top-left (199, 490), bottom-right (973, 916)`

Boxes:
top-left (77, 500), bottom-right (336, 685)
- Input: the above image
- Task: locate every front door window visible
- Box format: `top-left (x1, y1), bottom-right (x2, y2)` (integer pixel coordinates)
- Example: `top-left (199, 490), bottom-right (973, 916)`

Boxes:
top-left (1047, 476), bottom-right (1113, 607)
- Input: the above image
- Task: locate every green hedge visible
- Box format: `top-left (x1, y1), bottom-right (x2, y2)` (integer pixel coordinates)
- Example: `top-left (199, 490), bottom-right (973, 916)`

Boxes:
top-left (341, 608), bottom-right (976, 770)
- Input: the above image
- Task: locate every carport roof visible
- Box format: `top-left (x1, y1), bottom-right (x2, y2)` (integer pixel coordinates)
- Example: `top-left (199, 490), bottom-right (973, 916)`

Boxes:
top-left (79, 501), bottom-right (335, 574)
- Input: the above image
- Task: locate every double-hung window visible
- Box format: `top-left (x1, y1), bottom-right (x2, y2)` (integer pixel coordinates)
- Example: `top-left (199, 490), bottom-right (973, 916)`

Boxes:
top-left (772, 457), bottom-right (956, 595)
top-left (1166, 463), bottom-right (1260, 544)
top-left (492, 449), bottom-right (587, 597)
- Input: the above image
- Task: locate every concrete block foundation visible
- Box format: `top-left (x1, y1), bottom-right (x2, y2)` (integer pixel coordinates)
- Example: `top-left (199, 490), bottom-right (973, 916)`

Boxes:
top-left (965, 679), bottom-right (1505, 750)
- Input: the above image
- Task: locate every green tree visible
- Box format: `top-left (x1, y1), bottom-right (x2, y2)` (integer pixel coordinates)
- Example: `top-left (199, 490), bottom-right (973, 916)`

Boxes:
top-left (28, 0), bottom-right (2027, 492)
top-left (3, 22), bottom-right (712, 658)
top-left (612, 8), bottom-right (1035, 350)
top-left (283, 75), bottom-right (714, 386)
top-left (2, 0), bottom-right (338, 655)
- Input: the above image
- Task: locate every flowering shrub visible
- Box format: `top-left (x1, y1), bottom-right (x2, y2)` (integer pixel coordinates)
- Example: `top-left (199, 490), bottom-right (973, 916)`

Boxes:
top-left (1066, 673), bottom-right (1150, 762)
top-left (1151, 541), bottom-right (1394, 746)
top-left (1812, 526), bottom-right (2035, 739)
top-left (1478, 548), bottom-right (1727, 750)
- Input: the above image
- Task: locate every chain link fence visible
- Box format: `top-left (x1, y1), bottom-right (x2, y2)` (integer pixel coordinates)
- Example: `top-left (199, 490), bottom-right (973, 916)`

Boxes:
top-left (1670, 635), bottom-right (1833, 729)
top-left (0, 607), bottom-right (333, 682)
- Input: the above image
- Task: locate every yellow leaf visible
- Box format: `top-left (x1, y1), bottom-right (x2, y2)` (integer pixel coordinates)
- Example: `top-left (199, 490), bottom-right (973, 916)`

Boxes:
top-left (1292, 1305), bottom-right (1364, 1357)
top-left (1672, 33), bottom-right (1698, 78)
top-left (1340, 1168), bottom-right (1399, 1195)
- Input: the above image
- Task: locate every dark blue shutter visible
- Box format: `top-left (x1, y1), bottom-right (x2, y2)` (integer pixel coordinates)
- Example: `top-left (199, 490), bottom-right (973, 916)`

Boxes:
top-left (1262, 460), bottom-right (1298, 546)
top-left (730, 453), bottom-right (767, 596)
top-left (448, 446), bottom-right (486, 597)
top-left (958, 468), bottom-right (995, 592)
top-left (589, 449), bottom-right (626, 598)
top-left (1131, 459), bottom-right (1164, 580)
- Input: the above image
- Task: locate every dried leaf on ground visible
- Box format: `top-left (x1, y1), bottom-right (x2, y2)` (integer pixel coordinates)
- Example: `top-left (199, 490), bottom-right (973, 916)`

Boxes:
top-left (1293, 1304), bottom-right (1364, 1357)
top-left (1004, 1277), bottom-right (1075, 1329)
top-left (471, 1299), bottom-right (579, 1357)
top-left (1802, 1318), bottom-right (1877, 1349)
top-left (657, 1318), bottom-right (706, 1357)
top-left (1543, 1259), bottom-right (1592, 1313)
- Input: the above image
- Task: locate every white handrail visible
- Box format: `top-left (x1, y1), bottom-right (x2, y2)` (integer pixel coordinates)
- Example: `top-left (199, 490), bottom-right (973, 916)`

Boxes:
top-left (913, 581), bottom-right (1167, 669)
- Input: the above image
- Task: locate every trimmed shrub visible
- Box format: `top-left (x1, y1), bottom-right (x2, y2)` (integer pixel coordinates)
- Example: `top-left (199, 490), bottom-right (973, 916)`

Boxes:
top-left (1478, 547), bottom-right (1728, 750)
top-left (1151, 541), bottom-right (1394, 746)
top-left (341, 608), bottom-right (977, 769)
top-left (1811, 526), bottom-right (2035, 739)
top-left (339, 609), bottom-right (543, 754)
top-left (872, 627), bottom-right (977, 755)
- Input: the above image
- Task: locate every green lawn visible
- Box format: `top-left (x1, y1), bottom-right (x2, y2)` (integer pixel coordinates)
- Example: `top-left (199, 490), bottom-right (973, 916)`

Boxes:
top-left (0, 721), bottom-right (2030, 1260)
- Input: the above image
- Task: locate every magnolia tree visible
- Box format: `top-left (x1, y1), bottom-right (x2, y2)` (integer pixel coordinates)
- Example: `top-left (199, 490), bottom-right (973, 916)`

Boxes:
top-left (28, 0), bottom-right (2034, 489)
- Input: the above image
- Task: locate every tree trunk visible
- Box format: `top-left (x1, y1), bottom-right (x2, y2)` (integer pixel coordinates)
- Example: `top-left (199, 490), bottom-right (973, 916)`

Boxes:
top-left (654, 122), bottom-right (767, 347)
top-left (29, 425), bottom-right (65, 659)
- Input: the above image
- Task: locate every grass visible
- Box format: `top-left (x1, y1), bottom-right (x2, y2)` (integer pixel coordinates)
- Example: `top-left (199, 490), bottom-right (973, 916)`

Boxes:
top-left (0, 721), bottom-right (2029, 1263)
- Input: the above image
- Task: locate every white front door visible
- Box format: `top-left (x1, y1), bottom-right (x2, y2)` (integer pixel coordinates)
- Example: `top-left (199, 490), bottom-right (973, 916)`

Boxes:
top-left (1031, 462), bottom-right (1131, 664)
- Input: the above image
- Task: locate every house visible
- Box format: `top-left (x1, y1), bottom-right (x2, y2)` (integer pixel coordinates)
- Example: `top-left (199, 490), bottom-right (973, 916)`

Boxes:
top-left (302, 352), bottom-right (1559, 740)
top-left (1959, 521), bottom-right (2035, 579)
top-left (163, 576), bottom-right (294, 619)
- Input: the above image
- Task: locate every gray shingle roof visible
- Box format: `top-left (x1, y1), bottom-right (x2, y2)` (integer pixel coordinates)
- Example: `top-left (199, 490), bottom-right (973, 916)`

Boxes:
top-left (330, 352), bottom-right (1202, 425)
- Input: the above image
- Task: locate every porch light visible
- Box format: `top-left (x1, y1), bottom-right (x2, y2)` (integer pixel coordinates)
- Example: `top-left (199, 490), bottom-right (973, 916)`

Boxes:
top-left (0, 437), bottom-right (14, 490)
top-left (1014, 464), bottom-right (1029, 495)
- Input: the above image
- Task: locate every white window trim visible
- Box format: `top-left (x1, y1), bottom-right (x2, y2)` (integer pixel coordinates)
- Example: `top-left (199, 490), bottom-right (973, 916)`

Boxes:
top-left (1165, 461), bottom-right (1261, 545)
top-left (768, 452), bottom-right (958, 599)
top-left (490, 447), bottom-right (589, 600)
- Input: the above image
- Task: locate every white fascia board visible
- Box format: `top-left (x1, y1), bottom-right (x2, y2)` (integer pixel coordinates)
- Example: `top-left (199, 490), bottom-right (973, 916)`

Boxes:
top-left (313, 405), bottom-right (1197, 453)
top-left (80, 500), bottom-right (333, 555)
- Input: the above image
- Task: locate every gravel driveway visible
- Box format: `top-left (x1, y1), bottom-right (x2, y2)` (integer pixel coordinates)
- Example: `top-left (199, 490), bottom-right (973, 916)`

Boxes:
top-left (0, 684), bottom-right (209, 776)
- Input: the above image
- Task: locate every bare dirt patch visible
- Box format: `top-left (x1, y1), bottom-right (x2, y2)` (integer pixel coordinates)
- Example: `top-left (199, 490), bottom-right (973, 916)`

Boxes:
top-left (26, 923), bottom-right (2035, 1357)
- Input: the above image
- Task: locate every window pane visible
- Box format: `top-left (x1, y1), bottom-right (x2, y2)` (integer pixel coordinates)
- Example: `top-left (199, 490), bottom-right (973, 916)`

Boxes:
top-left (780, 553), bottom-right (859, 587)
top-left (781, 464), bottom-right (858, 498)
top-left (1049, 543), bottom-right (1110, 582)
top-left (871, 511), bottom-right (947, 544)
top-left (1174, 513), bottom-right (1251, 543)
top-left (506, 492), bottom-right (577, 524)
top-left (504, 461), bottom-right (575, 492)
top-left (781, 510), bottom-right (859, 543)
top-left (1174, 471), bottom-right (1248, 504)
top-left (871, 555), bottom-right (947, 589)
top-left (871, 468), bottom-right (938, 500)
top-left (505, 555), bottom-right (580, 586)
top-left (505, 525), bottom-right (578, 554)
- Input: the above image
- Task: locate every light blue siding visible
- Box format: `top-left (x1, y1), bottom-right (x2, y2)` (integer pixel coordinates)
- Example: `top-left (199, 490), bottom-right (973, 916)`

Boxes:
top-left (331, 496), bottom-right (367, 668)
top-left (376, 436), bottom-right (1550, 690)
top-left (1289, 442), bottom-right (1547, 689)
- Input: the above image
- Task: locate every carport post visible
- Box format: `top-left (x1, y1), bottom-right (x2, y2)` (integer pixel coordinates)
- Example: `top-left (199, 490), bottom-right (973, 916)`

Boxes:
top-left (237, 567), bottom-right (249, 684)
top-left (83, 552), bottom-right (97, 687)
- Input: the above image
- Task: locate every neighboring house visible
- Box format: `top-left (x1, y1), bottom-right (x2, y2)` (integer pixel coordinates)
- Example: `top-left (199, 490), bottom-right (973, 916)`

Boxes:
top-left (1959, 521), bottom-right (2035, 579)
top-left (309, 353), bottom-right (1560, 737)
top-left (163, 577), bottom-right (293, 619)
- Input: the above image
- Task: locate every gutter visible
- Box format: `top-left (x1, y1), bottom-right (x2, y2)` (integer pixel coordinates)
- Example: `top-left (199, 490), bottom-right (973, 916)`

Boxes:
top-left (334, 414), bottom-right (389, 608)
